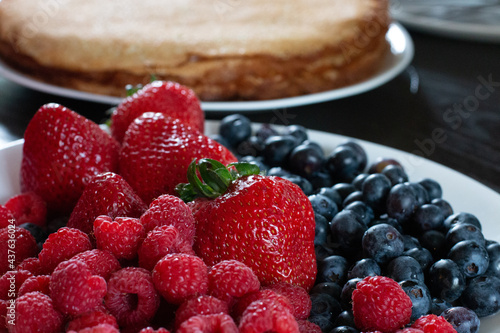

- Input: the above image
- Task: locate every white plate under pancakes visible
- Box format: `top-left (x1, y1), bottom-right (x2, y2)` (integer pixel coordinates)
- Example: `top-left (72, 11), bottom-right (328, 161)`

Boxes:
top-left (1, 120), bottom-right (499, 331)
top-left (0, 23), bottom-right (414, 112)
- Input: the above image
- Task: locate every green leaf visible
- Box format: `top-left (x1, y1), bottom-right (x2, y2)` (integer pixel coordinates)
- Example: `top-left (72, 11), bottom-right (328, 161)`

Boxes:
top-left (228, 162), bottom-right (261, 177)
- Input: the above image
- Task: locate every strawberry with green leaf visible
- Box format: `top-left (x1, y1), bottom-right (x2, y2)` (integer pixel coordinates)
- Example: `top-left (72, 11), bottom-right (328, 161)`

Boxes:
top-left (177, 159), bottom-right (317, 291)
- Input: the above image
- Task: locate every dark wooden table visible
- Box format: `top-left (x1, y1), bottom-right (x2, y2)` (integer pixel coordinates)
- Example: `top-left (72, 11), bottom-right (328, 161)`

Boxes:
top-left (1, 28), bottom-right (499, 193)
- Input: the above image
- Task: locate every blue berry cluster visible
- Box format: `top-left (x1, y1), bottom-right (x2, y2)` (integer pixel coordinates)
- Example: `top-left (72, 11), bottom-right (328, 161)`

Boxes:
top-left (216, 114), bottom-right (491, 333)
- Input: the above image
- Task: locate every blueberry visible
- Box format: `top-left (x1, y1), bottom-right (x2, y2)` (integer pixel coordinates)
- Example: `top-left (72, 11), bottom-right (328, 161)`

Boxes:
top-left (282, 124), bottom-right (308, 144)
top-left (326, 145), bottom-right (364, 183)
top-left (448, 240), bottom-right (489, 278)
top-left (427, 259), bottom-right (466, 302)
top-left (441, 306), bottom-right (480, 333)
top-left (340, 278), bottom-right (362, 310)
top-left (301, 140), bottom-right (324, 156)
top-left (332, 183), bottom-right (357, 202)
top-left (329, 211), bottom-right (367, 254)
top-left (387, 255), bottom-right (425, 283)
top-left (308, 171), bottom-right (333, 190)
top-left (288, 144), bottom-right (325, 178)
top-left (310, 282), bottom-right (342, 301)
top-left (402, 235), bottom-right (421, 251)
top-left (386, 183), bottom-right (418, 223)
top-left (333, 311), bottom-right (356, 329)
top-left (330, 326), bottom-right (360, 333)
top-left (309, 293), bottom-right (342, 326)
top-left (347, 258), bottom-right (381, 280)
top-left (431, 298), bottom-right (452, 315)
top-left (381, 164), bottom-right (408, 186)
top-left (368, 216), bottom-right (403, 234)
top-left (418, 178), bottom-right (442, 201)
top-left (343, 201), bottom-right (374, 226)
top-left (317, 255), bottom-right (349, 285)
top-left (342, 191), bottom-right (364, 208)
top-left (461, 275), bottom-right (500, 317)
top-left (316, 245), bottom-right (335, 261)
top-left (486, 242), bottom-right (500, 276)
top-left (411, 203), bottom-right (445, 232)
top-left (362, 223), bottom-right (404, 264)
top-left (316, 187), bottom-right (343, 208)
top-left (403, 247), bottom-right (434, 271)
top-left (262, 135), bottom-right (298, 167)
top-left (361, 173), bottom-right (392, 213)
top-left (19, 222), bottom-right (48, 250)
top-left (399, 279), bottom-right (432, 322)
top-left (239, 155), bottom-right (268, 173)
top-left (315, 214), bottom-right (330, 247)
top-left (368, 157), bottom-right (402, 174)
top-left (419, 230), bottom-right (447, 260)
top-left (209, 134), bottom-right (232, 150)
top-left (445, 223), bottom-right (485, 248)
top-left (235, 136), bottom-right (264, 157)
top-left (281, 175), bottom-right (313, 195)
top-left (266, 166), bottom-right (291, 177)
top-left (309, 194), bottom-right (338, 221)
top-left (219, 114), bottom-right (252, 147)
top-left (406, 182), bottom-right (430, 206)
top-left (443, 212), bottom-right (482, 232)
top-left (340, 141), bottom-right (367, 171)
top-left (431, 198), bottom-right (454, 219)
top-left (255, 124), bottom-right (279, 143)
top-left (351, 173), bottom-right (369, 191)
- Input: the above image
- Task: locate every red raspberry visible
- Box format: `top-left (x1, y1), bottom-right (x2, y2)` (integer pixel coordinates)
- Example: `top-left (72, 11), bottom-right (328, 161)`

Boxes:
top-left (18, 274), bottom-right (51, 296)
top-left (17, 256), bottom-right (43, 275)
top-left (0, 226), bottom-right (38, 274)
top-left (175, 295), bottom-right (229, 329)
top-left (8, 291), bottom-right (63, 333)
top-left (396, 329), bottom-right (425, 333)
top-left (105, 267), bottom-right (160, 327)
top-left (0, 300), bottom-right (7, 330)
top-left (177, 313), bottom-right (238, 333)
top-left (238, 297), bottom-right (299, 333)
top-left (152, 253), bottom-right (209, 304)
top-left (67, 310), bottom-right (119, 332)
top-left (138, 225), bottom-right (195, 271)
top-left (38, 227), bottom-right (92, 273)
top-left (50, 259), bottom-right (107, 316)
top-left (297, 319), bottom-right (322, 333)
top-left (139, 328), bottom-right (171, 333)
top-left (0, 205), bottom-right (15, 228)
top-left (208, 260), bottom-right (261, 304)
top-left (0, 269), bottom-right (33, 300)
top-left (411, 314), bottom-right (457, 333)
top-left (140, 194), bottom-right (196, 245)
top-left (71, 249), bottom-right (121, 280)
top-left (231, 289), bottom-right (290, 323)
top-left (68, 323), bottom-right (120, 333)
top-left (94, 215), bottom-right (146, 261)
top-left (352, 276), bottom-right (412, 332)
top-left (67, 172), bottom-right (148, 234)
top-left (263, 282), bottom-right (312, 320)
top-left (4, 191), bottom-right (47, 227)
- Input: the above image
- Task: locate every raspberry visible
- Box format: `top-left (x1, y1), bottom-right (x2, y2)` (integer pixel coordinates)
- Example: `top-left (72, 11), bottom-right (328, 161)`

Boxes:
top-left (411, 314), bottom-right (457, 333)
top-left (138, 225), bottom-right (195, 271)
top-left (71, 249), bottom-right (122, 280)
top-left (139, 328), bottom-right (171, 333)
top-left (105, 267), bottom-right (160, 327)
top-left (208, 260), bottom-right (261, 304)
top-left (68, 323), bottom-right (120, 333)
top-left (231, 289), bottom-right (290, 323)
top-left (50, 259), bottom-right (107, 316)
top-left (0, 300), bottom-right (7, 330)
top-left (0, 205), bottom-right (15, 228)
top-left (94, 215), bottom-right (145, 261)
top-left (238, 297), bottom-right (299, 333)
top-left (0, 226), bottom-right (38, 274)
top-left (38, 227), bottom-right (92, 273)
top-left (4, 191), bottom-right (47, 227)
top-left (396, 329), bottom-right (425, 333)
top-left (175, 295), bottom-right (229, 329)
top-left (8, 291), bottom-right (64, 333)
top-left (352, 276), bottom-right (412, 332)
top-left (263, 282), bottom-right (312, 320)
top-left (18, 274), bottom-right (51, 296)
top-left (0, 269), bottom-right (33, 300)
top-left (177, 313), bottom-right (238, 333)
top-left (67, 310), bottom-right (119, 332)
top-left (17, 257), bottom-right (43, 275)
top-left (67, 172), bottom-right (148, 234)
top-left (152, 253), bottom-right (209, 304)
top-left (140, 194), bottom-right (196, 244)
top-left (297, 319), bottom-right (322, 333)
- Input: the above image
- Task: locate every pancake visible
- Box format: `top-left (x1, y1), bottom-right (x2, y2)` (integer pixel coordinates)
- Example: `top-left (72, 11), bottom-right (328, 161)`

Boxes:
top-left (0, 0), bottom-right (391, 101)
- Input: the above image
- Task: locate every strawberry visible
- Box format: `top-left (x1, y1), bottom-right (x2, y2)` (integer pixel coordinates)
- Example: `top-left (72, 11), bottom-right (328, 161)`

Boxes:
top-left (111, 80), bottom-right (204, 143)
top-left (119, 112), bottom-right (237, 204)
top-left (67, 172), bottom-right (148, 235)
top-left (21, 103), bottom-right (120, 216)
top-left (177, 159), bottom-right (317, 291)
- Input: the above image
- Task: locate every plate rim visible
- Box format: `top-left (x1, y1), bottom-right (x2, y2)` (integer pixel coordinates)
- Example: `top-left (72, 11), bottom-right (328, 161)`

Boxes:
top-left (0, 23), bottom-right (414, 112)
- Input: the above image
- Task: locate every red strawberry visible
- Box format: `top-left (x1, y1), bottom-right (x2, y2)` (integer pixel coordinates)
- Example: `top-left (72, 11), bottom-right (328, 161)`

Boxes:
top-left (178, 159), bottom-right (317, 291)
top-left (67, 172), bottom-right (148, 234)
top-left (111, 80), bottom-right (204, 143)
top-left (21, 103), bottom-right (120, 215)
top-left (119, 112), bottom-right (237, 204)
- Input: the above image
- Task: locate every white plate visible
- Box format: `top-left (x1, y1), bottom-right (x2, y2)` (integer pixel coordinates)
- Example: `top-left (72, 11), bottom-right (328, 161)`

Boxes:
top-left (0, 24), bottom-right (414, 112)
top-left (390, 0), bottom-right (500, 43)
top-left (1, 121), bottom-right (499, 331)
